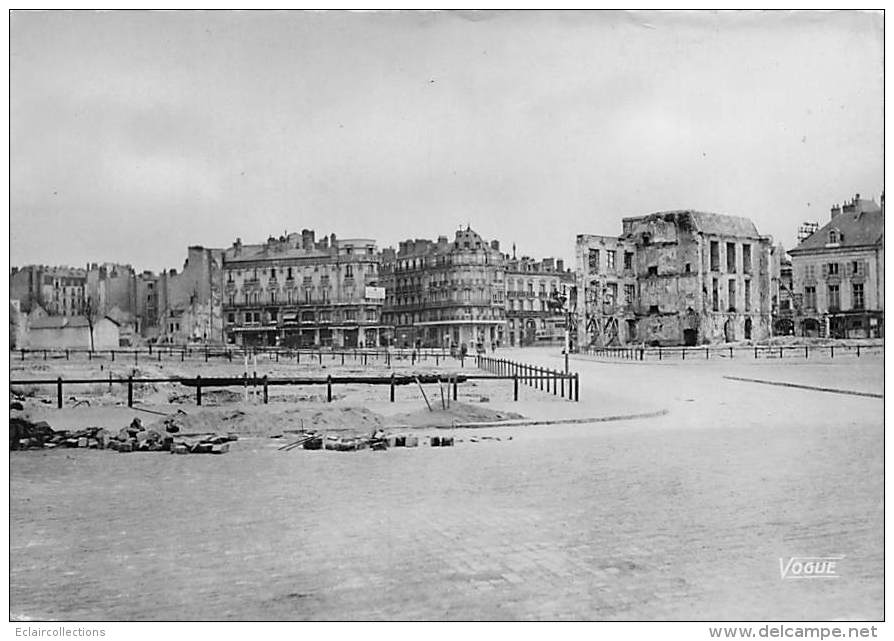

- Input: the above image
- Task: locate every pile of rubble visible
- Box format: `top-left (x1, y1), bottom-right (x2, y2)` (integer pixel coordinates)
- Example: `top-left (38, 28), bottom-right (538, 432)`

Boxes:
top-left (279, 429), bottom-right (452, 452)
top-left (9, 411), bottom-right (235, 455)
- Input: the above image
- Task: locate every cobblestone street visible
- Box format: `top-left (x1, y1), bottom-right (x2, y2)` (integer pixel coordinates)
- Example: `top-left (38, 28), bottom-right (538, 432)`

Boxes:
top-left (10, 349), bottom-right (883, 621)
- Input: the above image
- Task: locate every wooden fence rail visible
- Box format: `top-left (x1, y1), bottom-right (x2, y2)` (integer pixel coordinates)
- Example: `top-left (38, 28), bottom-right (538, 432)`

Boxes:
top-left (10, 372), bottom-right (538, 408)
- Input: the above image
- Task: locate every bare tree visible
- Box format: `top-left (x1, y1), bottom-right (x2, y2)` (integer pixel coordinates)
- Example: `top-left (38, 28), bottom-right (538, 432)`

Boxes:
top-left (82, 296), bottom-right (100, 352)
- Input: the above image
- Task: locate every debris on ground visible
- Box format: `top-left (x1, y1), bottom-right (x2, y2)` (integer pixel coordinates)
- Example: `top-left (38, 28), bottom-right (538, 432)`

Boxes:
top-left (10, 412), bottom-right (236, 455)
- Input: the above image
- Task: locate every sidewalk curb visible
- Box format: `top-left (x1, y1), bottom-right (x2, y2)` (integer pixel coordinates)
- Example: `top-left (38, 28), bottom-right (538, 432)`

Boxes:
top-left (724, 376), bottom-right (882, 399)
top-left (391, 408), bottom-right (670, 430)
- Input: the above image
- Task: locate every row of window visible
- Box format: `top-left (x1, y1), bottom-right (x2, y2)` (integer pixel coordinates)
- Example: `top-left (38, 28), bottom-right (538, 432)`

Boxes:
top-left (802, 283), bottom-right (865, 311)
top-left (391, 253), bottom-right (494, 272)
top-left (226, 263), bottom-right (375, 283)
top-left (508, 298), bottom-right (555, 312)
top-left (385, 307), bottom-right (502, 325)
top-left (710, 278), bottom-right (753, 312)
top-left (228, 309), bottom-right (379, 325)
top-left (708, 241), bottom-right (753, 274)
top-left (587, 249), bottom-right (635, 274)
top-left (802, 261), bottom-right (867, 280)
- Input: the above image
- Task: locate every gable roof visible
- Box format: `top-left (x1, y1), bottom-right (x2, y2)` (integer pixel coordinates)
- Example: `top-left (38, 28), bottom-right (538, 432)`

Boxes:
top-left (790, 209), bottom-right (884, 253)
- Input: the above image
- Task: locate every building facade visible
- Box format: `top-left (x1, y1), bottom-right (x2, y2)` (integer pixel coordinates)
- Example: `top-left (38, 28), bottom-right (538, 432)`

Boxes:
top-left (788, 193), bottom-right (884, 338)
top-left (575, 234), bottom-right (639, 347)
top-left (10, 265), bottom-right (87, 317)
top-left (222, 230), bottom-right (387, 348)
top-left (504, 255), bottom-right (575, 347)
top-left (381, 227), bottom-right (506, 349)
top-left (156, 246), bottom-right (225, 345)
top-left (576, 211), bottom-right (774, 347)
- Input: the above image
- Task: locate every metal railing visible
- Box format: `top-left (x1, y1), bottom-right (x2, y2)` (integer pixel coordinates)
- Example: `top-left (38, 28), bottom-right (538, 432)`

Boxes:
top-left (476, 354), bottom-right (578, 402)
top-left (580, 343), bottom-right (882, 361)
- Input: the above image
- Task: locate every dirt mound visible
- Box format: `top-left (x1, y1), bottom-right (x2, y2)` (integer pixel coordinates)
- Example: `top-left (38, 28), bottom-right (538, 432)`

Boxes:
top-left (389, 402), bottom-right (524, 428)
top-left (148, 405), bottom-right (387, 437)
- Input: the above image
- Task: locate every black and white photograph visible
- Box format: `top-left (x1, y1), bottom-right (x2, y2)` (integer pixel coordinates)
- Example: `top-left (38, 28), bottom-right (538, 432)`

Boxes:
top-left (7, 8), bottom-right (885, 632)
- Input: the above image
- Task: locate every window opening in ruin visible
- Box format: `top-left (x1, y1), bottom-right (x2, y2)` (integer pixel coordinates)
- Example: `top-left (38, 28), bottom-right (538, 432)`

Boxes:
top-left (624, 252), bottom-right (633, 270)
top-left (726, 243), bottom-right (736, 273)
top-left (647, 265), bottom-right (658, 277)
top-left (710, 241), bottom-right (720, 271)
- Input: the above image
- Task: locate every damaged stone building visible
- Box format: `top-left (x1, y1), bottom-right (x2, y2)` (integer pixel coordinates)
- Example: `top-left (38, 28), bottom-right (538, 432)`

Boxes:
top-left (574, 234), bottom-right (638, 347)
top-left (380, 227), bottom-right (506, 349)
top-left (576, 211), bottom-right (773, 347)
top-left (222, 230), bottom-right (387, 348)
top-left (156, 246), bottom-right (225, 345)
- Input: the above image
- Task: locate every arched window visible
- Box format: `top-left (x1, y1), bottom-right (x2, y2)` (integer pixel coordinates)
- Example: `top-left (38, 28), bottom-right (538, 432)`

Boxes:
top-left (829, 229), bottom-right (840, 244)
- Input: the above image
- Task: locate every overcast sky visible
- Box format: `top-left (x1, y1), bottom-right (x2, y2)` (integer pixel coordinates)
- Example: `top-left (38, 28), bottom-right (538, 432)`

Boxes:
top-left (10, 10), bottom-right (883, 272)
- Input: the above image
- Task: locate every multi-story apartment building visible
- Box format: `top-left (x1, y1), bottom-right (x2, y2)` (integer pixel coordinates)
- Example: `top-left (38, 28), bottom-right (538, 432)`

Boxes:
top-left (9, 265), bottom-right (88, 317)
top-left (788, 193), bottom-right (884, 338)
top-left (380, 227), bottom-right (506, 349)
top-left (576, 211), bottom-right (774, 347)
top-left (221, 230), bottom-right (386, 348)
top-left (504, 255), bottom-right (575, 347)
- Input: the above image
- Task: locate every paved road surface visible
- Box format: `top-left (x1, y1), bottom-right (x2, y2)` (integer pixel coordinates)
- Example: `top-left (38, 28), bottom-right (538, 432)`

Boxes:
top-left (10, 348), bottom-right (883, 620)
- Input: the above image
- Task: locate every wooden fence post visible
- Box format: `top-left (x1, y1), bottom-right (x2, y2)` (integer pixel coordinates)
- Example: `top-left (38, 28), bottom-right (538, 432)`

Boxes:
top-left (263, 376), bottom-right (269, 404)
top-left (196, 375), bottom-right (202, 406)
top-left (390, 373), bottom-right (395, 402)
top-left (574, 373), bottom-right (580, 402)
top-left (57, 377), bottom-right (63, 409)
top-left (514, 374), bottom-right (518, 401)
top-left (127, 375), bottom-right (133, 408)
top-left (327, 375), bottom-right (332, 402)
